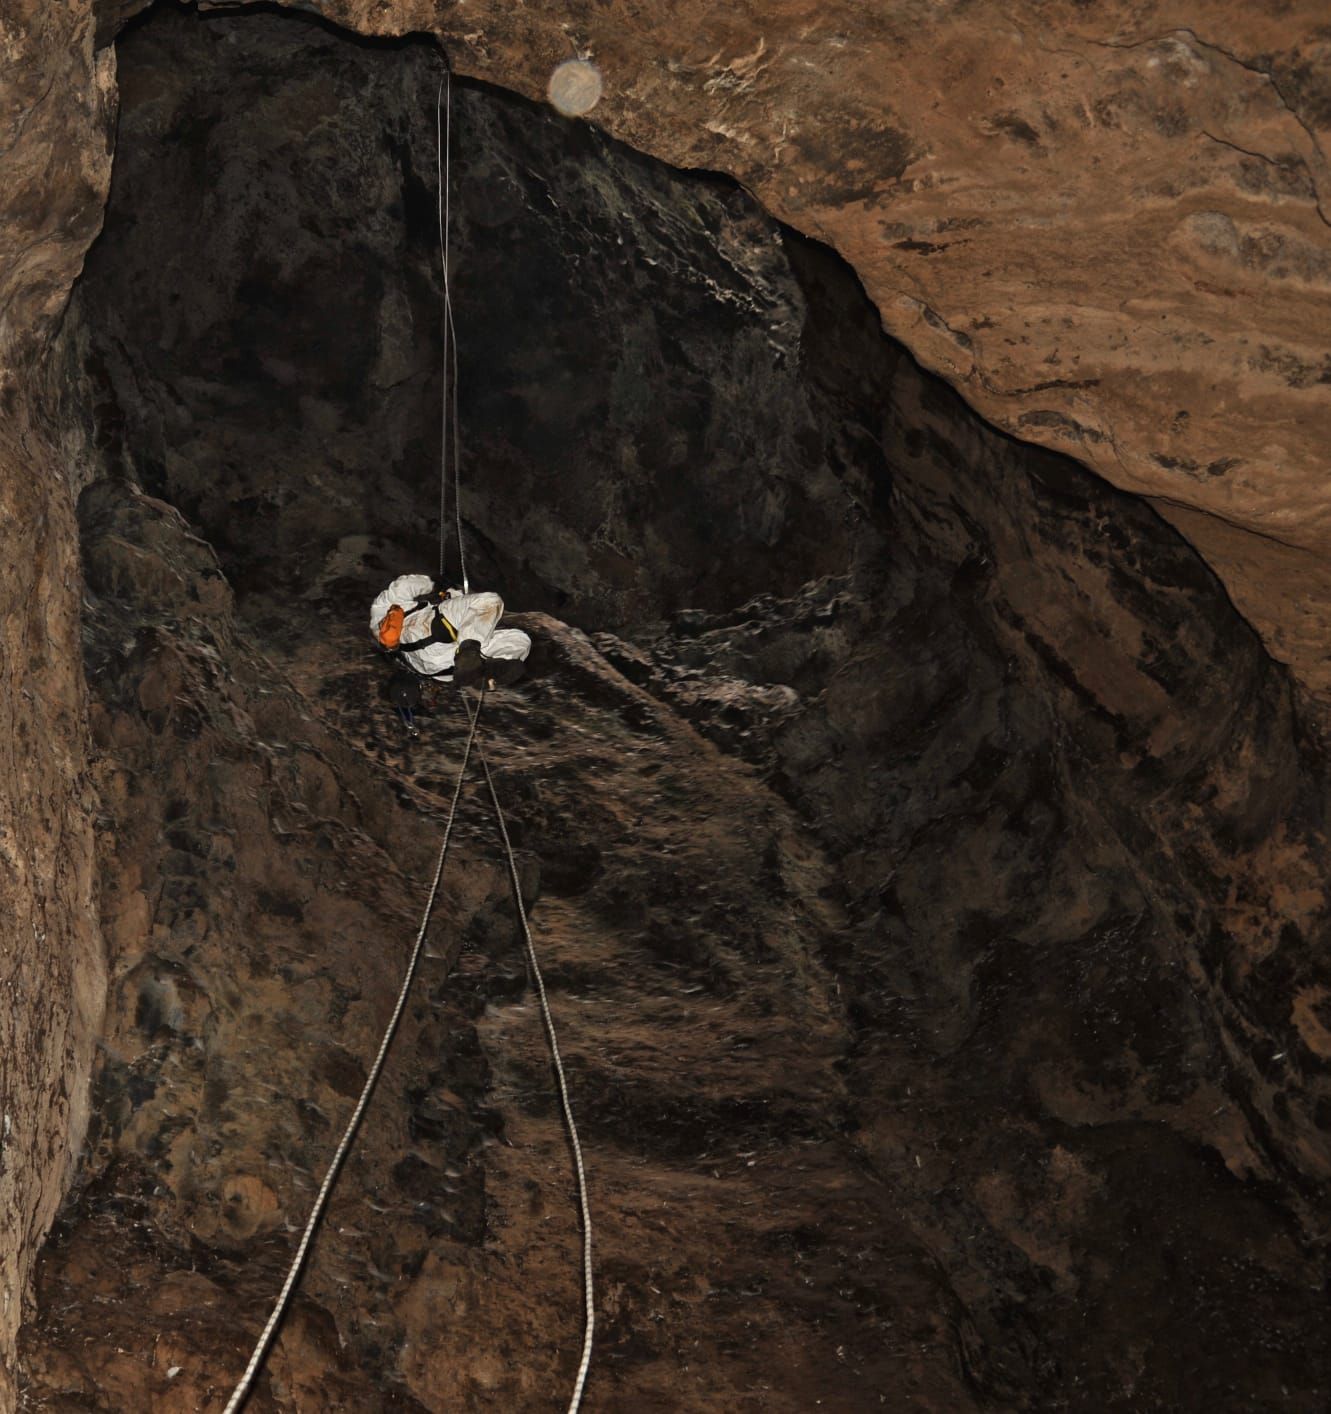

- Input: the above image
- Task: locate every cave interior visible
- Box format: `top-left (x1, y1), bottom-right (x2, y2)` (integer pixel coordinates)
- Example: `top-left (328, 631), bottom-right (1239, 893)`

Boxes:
top-left (15, 3), bottom-right (1331, 1409)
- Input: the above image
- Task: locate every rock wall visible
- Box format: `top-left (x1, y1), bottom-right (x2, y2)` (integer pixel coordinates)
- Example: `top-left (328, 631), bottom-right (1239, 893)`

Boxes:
top-left (74, 8), bottom-right (854, 634)
top-left (0, 0), bottom-right (1328, 1405)
top-left (0, 3), bottom-right (112, 1397)
top-left (0, 417), bottom-right (104, 1412)
top-left (19, 471), bottom-right (979, 1409)
top-left (16, 8), bottom-right (1329, 1406)
top-left (150, 0), bottom-right (1331, 701)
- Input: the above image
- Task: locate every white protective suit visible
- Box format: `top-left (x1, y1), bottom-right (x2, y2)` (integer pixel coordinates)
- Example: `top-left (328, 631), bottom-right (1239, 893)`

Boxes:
top-left (370, 574), bottom-right (531, 680)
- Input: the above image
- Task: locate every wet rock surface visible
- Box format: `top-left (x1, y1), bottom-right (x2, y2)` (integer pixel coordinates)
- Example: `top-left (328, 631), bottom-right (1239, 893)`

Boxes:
top-left (12, 4), bottom-right (1331, 1410)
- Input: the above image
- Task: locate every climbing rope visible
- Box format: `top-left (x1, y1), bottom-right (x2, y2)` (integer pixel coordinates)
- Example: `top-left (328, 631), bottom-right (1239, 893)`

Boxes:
top-left (436, 69), bottom-right (468, 594)
top-left (432, 67), bottom-right (590, 1401)
top-left (222, 693), bottom-right (594, 1410)
top-left (469, 698), bottom-right (596, 1411)
top-left (224, 63), bottom-right (592, 1414)
top-left (221, 698), bottom-right (484, 1413)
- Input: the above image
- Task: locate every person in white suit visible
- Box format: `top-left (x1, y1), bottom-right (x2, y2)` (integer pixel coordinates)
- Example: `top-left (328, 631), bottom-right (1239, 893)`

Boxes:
top-left (370, 574), bottom-right (530, 691)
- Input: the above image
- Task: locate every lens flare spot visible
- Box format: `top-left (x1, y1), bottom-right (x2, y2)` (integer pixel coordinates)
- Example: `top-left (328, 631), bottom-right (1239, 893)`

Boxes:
top-left (548, 59), bottom-right (604, 117)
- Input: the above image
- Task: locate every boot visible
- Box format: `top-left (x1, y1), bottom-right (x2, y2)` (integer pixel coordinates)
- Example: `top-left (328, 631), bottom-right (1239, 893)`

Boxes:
top-left (452, 639), bottom-right (485, 688)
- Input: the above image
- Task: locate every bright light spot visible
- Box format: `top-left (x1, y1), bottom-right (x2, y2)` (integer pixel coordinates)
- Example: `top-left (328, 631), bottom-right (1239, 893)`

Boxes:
top-left (548, 59), bottom-right (603, 117)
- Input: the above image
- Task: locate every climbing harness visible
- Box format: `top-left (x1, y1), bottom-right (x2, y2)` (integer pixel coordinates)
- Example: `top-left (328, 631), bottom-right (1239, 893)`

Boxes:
top-left (380, 591), bottom-right (460, 678)
top-left (375, 585), bottom-right (478, 684)
top-left (223, 67), bottom-right (593, 1412)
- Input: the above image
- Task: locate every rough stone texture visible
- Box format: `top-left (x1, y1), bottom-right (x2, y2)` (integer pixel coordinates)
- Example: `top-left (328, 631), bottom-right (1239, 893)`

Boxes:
top-left (0, 22), bottom-right (1321, 1391)
top-left (0, 0), bottom-right (114, 370)
top-left (74, 9), bottom-right (859, 636)
top-left (19, 474), bottom-right (974, 1411)
top-left (16, 9), bottom-right (1331, 1407)
top-left (31, 1), bottom-right (1331, 694)
top-left (0, 413), bottom-right (103, 1414)
top-left (0, 3), bottom-right (112, 1398)
top-left (368, 0), bottom-right (1331, 702)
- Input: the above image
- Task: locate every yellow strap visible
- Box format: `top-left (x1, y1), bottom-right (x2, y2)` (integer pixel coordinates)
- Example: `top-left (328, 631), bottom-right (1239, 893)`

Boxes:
top-left (437, 611), bottom-right (458, 642)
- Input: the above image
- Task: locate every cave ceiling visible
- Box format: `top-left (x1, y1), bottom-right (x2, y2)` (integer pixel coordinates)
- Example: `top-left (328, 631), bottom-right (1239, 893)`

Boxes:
top-left (35, 0), bottom-right (1323, 703)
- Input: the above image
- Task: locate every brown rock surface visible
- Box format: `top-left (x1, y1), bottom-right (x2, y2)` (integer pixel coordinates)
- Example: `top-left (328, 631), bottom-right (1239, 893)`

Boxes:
top-left (12, 12), bottom-right (1331, 1406)
top-left (2, 1), bottom-right (1331, 1409)
top-left (0, 414), bottom-right (103, 1412)
top-left (17, 477), bottom-right (973, 1411)
top-left (0, 2), bottom-right (113, 1390)
top-left (76, 0), bottom-right (1324, 694)
top-left (13, 2), bottom-right (1331, 688)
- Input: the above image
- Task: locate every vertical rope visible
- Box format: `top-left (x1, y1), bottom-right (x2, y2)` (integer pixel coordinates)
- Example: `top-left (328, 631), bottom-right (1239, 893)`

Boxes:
top-left (222, 58), bottom-right (587, 1414)
top-left (221, 701), bottom-right (485, 1413)
top-left (450, 294), bottom-right (466, 595)
top-left (436, 69), bottom-right (469, 593)
top-left (468, 700), bottom-right (595, 1411)
top-left (441, 68), bottom-right (458, 579)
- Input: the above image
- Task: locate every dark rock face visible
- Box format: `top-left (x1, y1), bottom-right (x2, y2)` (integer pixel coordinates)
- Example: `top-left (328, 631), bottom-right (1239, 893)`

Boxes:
top-left (82, 8), bottom-right (849, 633)
top-left (18, 6), bottom-right (1331, 1409)
top-left (19, 485), bottom-right (966, 1411)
